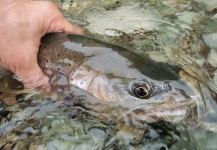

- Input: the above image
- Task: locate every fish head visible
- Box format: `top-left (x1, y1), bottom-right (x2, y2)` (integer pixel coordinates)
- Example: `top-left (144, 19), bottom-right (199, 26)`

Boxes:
top-left (70, 64), bottom-right (201, 123)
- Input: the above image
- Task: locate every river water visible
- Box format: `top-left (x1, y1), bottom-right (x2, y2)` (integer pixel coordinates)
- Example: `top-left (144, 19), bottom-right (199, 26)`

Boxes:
top-left (0, 0), bottom-right (217, 149)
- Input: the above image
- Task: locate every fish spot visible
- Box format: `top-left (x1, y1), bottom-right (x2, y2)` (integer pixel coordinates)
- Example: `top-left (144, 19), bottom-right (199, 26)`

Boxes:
top-left (57, 53), bottom-right (60, 58)
top-left (163, 83), bottom-right (172, 91)
top-left (116, 1), bottom-right (120, 5)
top-left (57, 67), bottom-right (60, 71)
top-left (160, 146), bottom-right (167, 150)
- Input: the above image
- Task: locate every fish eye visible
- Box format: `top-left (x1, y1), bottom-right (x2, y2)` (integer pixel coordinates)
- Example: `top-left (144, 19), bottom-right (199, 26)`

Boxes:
top-left (129, 80), bottom-right (152, 99)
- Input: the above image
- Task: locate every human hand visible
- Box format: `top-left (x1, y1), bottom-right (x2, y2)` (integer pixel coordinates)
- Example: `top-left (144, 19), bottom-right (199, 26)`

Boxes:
top-left (0, 0), bottom-right (84, 89)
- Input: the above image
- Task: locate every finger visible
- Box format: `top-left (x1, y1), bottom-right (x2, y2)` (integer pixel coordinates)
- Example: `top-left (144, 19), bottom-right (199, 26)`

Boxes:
top-left (47, 16), bottom-right (84, 35)
top-left (16, 63), bottom-right (49, 89)
top-left (60, 19), bottom-right (84, 35)
top-left (37, 1), bottom-right (84, 35)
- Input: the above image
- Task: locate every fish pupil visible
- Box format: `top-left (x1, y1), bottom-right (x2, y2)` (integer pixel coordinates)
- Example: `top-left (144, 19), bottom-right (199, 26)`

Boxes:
top-left (134, 87), bottom-right (148, 98)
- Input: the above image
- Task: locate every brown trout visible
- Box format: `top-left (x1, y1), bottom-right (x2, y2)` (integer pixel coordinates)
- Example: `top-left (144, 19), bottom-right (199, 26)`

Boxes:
top-left (0, 33), bottom-right (204, 138)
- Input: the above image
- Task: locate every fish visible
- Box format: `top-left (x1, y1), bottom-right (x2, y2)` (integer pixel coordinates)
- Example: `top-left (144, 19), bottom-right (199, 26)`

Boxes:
top-left (0, 33), bottom-right (204, 141)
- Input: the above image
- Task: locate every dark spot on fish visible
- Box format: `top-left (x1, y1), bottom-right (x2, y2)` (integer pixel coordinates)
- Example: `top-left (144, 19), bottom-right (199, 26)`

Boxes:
top-left (163, 82), bottom-right (172, 91)
top-left (46, 60), bottom-right (49, 63)
top-left (176, 88), bottom-right (191, 99)
top-left (116, 1), bottom-right (120, 5)
top-left (69, 77), bottom-right (73, 81)
top-left (57, 53), bottom-right (60, 58)
top-left (57, 67), bottom-right (60, 71)
top-left (160, 146), bottom-right (167, 150)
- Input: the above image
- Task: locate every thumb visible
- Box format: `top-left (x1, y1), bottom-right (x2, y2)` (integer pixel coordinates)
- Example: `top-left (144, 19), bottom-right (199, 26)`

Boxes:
top-left (47, 16), bottom-right (84, 35)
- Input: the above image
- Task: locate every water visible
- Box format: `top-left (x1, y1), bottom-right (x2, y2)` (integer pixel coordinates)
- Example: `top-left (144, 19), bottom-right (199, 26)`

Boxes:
top-left (0, 0), bottom-right (217, 149)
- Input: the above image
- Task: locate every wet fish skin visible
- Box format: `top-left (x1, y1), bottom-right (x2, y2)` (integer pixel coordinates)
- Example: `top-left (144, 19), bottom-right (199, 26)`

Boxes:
top-left (39, 33), bottom-right (193, 100)
top-left (0, 33), bottom-right (196, 104)
top-left (39, 33), bottom-right (180, 81)
top-left (38, 33), bottom-right (200, 123)
top-left (0, 33), bottom-right (202, 142)
top-left (38, 33), bottom-right (202, 124)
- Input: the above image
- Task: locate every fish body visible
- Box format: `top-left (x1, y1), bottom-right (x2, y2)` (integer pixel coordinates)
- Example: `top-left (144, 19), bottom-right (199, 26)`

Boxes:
top-left (38, 33), bottom-right (202, 122)
top-left (0, 33), bottom-right (203, 127)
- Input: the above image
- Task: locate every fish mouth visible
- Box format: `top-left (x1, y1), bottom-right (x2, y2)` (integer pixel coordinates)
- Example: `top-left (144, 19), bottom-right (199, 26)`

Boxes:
top-left (118, 97), bottom-right (197, 125)
top-left (146, 101), bottom-right (196, 123)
